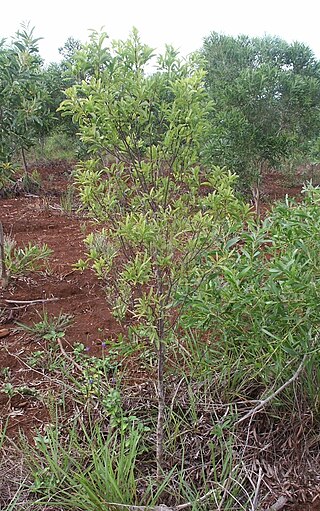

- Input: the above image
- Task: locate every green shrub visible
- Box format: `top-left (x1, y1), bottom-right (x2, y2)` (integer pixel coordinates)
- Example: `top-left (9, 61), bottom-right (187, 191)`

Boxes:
top-left (201, 33), bottom-right (320, 206)
top-left (180, 184), bottom-right (320, 408)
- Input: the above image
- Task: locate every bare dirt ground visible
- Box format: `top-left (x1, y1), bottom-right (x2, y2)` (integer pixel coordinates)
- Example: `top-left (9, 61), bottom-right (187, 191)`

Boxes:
top-left (0, 161), bottom-right (319, 510)
top-left (0, 162), bottom-right (124, 439)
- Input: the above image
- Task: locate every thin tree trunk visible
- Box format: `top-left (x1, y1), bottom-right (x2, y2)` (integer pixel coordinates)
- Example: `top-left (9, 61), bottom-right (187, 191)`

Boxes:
top-left (156, 318), bottom-right (165, 481)
top-left (40, 137), bottom-right (45, 159)
top-left (0, 222), bottom-right (8, 288)
top-left (311, 163), bottom-right (315, 183)
top-left (252, 162), bottom-right (264, 217)
top-left (252, 184), bottom-right (261, 217)
top-left (21, 147), bottom-right (28, 173)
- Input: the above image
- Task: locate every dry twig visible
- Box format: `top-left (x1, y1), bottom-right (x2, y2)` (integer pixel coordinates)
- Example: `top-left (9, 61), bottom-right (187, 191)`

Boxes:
top-left (265, 496), bottom-right (288, 511)
top-left (253, 466), bottom-right (263, 510)
top-left (235, 354), bottom-right (307, 425)
top-left (99, 489), bottom-right (217, 511)
top-left (57, 337), bottom-right (83, 372)
top-left (4, 297), bottom-right (59, 305)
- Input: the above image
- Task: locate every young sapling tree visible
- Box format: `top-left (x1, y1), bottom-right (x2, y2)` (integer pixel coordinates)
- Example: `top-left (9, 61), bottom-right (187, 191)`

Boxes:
top-left (60, 29), bottom-right (249, 478)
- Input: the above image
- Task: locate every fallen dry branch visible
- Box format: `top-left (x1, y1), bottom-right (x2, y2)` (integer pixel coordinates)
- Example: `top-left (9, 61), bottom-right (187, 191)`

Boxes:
top-left (102, 506), bottom-right (175, 511)
top-left (4, 297), bottom-right (59, 305)
top-left (235, 353), bottom-right (308, 426)
top-left (264, 496), bottom-right (288, 511)
top-left (57, 337), bottom-right (83, 372)
top-left (101, 489), bottom-right (217, 511)
top-left (0, 328), bottom-right (10, 338)
top-left (253, 466), bottom-right (263, 509)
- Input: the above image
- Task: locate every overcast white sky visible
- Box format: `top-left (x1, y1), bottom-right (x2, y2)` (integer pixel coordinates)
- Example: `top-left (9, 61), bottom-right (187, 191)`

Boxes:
top-left (1, 0), bottom-right (320, 63)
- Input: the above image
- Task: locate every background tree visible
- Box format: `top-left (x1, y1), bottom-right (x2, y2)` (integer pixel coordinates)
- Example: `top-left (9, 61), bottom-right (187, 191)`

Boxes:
top-left (0, 23), bottom-right (49, 171)
top-left (29, 37), bottom-right (84, 154)
top-left (58, 36), bottom-right (82, 66)
top-left (202, 33), bottom-right (320, 212)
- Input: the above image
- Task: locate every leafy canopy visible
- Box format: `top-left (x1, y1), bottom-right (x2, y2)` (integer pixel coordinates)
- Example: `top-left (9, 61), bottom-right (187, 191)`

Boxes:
top-left (60, 28), bottom-right (249, 340)
top-left (202, 33), bottom-right (320, 189)
top-left (0, 24), bottom-right (47, 164)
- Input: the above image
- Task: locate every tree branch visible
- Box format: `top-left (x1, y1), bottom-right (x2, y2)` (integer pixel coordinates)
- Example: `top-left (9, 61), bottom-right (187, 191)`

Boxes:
top-left (100, 488), bottom-right (217, 511)
top-left (235, 353), bottom-right (308, 425)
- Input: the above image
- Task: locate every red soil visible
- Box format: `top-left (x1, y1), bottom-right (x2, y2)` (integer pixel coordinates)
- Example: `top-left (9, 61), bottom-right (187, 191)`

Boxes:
top-left (0, 161), bottom-right (123, 439)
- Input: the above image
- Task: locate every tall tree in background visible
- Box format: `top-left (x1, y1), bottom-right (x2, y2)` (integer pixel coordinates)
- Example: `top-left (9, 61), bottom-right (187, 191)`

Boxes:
top-left (202, 33), bottom-right (320, 212)
top-left (58, 36), bottom-right (82, 66)
top-left (0, 28), bottom-right (84, 167)
top-left (39, 36), bottom-right (83, 144)
top-left (0, 23), bottom-right (48, 170)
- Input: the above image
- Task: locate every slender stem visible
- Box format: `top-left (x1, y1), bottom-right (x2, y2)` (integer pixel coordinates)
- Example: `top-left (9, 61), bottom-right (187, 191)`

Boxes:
top-left (0, 222), bottom-right (8, 288)
top-left (156, 267), bottom-right (165, 481)
top-left (21, 147), bottom-right (28, 173)
top-left (156, 328), bottom-right (165, 481)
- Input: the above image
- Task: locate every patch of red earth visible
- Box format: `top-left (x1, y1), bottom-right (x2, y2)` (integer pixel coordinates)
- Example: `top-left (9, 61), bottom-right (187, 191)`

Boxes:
top-left (0, 162), bottom-right (123, 439)
top-left (260, 165), bottom-right (320, 205)
top-left (290, 499), bottom-right (320, 511)
top-left (31, 159), bottom-right (77, 196)
top-left (1, 198), bottom-right (123, 347)
top-left (261, 170), bottom-right (303, 203)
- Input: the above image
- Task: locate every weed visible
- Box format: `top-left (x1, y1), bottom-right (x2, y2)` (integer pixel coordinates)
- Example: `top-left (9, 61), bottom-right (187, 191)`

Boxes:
top-left (27, 418), bottom-right (143, 509)
top-left (4, 237), bottom-right (52, 278)
top-left (0, 367), bottom-right (11, 380)
top-left (71, 341), bottom-right (121, 409)
top-left (19, 170), bottom-right (42, 194)
top-left (1, 383), bottom-right (39, 398)
top-left (1, 382), bottom-right (15, 398)
top-left (17, 311), bottom-right (73, 341)
top-left (60, 185), bottom-right (78, 215)
top-left (27, 350), bottom-right (45, 368)
top-left (0, 162), bottom-right (17, 197)
top-left (25, 343), bottom-right (66, 374)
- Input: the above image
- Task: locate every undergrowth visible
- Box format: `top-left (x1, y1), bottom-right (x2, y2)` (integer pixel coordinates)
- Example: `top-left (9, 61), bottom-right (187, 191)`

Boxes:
top-left (28, 131), bottom-right (79, 162)
top-left (4, 237), bottom-right (52, 279)
top-left (1, 190), bottom-right (320, 510)
top-left (0, 162), bottom-right (42, 197)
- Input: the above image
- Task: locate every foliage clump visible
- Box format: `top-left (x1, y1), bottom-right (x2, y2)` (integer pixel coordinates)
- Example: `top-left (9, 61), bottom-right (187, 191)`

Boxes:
top-left (202, 33), bottom-right (320, 204)
top-left (3, 236), bottom-right (52, 279)
top-left (180, 184), bottom-right (320, 409)
top-left (0, 24), bottom-right (46, 169)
